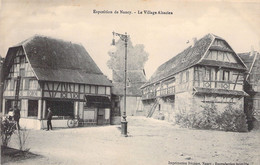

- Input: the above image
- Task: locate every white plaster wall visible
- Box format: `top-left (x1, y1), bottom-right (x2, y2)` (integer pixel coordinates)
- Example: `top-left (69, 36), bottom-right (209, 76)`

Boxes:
top-left (20, 118), bottom-right (70, 130)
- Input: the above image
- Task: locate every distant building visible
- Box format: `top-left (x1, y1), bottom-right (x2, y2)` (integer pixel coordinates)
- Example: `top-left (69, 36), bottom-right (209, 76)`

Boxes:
top-left (141, 34), bottom-right (248, 121)
top-left (238, 51), bottom-right (260, 128)
top-left (2, 35), bottom-right (112, 129)
top-left (111, 69), bottom-right (147, 118)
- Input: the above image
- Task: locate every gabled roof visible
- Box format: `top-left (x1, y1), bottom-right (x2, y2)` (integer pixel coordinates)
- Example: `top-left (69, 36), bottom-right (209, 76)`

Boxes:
top-left (238, 51), bottom-right (259, 71)
top-left (5, 35), bottom-right (112, 86)
top-left (142, 33), bottom-right (247, 88)
top-left (238, 51), bottom-right (260, 81)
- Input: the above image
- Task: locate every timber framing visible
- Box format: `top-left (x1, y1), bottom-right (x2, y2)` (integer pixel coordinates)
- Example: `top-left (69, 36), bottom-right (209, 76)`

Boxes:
top-left (2, 35), bottom-right (113, 129)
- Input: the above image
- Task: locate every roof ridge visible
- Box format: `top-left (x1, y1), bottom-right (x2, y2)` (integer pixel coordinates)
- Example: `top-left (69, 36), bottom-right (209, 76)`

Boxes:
top-left (15, 34), bottom-right (83, 48)
top-left (142, 33), bottom-right (214, 88)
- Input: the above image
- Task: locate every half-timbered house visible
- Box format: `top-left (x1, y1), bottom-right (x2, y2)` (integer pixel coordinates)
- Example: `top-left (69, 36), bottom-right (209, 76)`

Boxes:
top-left (2, 35), bottom-right (112, 129)
top-left (141, 34), bottom-right (248, 122)
top-left (238, 51), bottom-right (260, 129)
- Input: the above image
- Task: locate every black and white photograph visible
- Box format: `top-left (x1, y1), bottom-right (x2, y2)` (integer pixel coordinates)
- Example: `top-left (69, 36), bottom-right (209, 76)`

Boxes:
top-left (0, 0), bottom-right (259, 164)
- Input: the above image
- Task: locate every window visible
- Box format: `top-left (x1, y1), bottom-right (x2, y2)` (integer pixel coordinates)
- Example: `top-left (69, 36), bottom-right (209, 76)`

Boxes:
top-left (223, 71), bottom-right (230, 81)
top-left (20, 57), bottom-right (25, 68)
top-left (211, 68), bottom-right (216, 81)
top-left (29, 80), bottom-right (38, 90)
top-left (28, 100), bottom-right (38, 117)
top-left (205, 68), bottom-right (211, 81)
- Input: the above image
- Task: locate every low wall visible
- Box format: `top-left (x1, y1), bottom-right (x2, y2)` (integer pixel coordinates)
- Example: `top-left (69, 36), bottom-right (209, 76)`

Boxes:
top-left (20, 118), bottom-right (69, 130)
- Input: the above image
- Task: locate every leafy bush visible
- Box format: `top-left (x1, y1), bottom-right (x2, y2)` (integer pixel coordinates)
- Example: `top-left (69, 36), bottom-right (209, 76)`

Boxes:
top-left (175, 103), bottom-right (219, 130)
top-left (175, 109), bottom-right (200, 128)
top-left (218, 104), bottom-right (248, 132)
top-left (1, 117), bottom-right (16, 147)
top-left (197, 103), bottom-right (220, 129)
top-left (175, 103), bottom-right (248, 132)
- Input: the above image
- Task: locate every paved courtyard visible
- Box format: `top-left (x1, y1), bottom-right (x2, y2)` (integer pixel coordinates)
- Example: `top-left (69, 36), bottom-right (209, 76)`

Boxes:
top-left (6, 116), bottom-right (260, 165)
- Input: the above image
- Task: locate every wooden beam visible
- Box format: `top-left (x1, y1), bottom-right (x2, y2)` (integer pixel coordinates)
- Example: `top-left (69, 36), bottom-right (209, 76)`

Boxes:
top-left (233, 73), bottom-right (239, 90)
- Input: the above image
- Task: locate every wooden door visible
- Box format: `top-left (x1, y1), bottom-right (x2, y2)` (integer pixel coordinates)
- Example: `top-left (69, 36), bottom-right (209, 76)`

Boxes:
top-left (97, 108), bottom-right (105, 125)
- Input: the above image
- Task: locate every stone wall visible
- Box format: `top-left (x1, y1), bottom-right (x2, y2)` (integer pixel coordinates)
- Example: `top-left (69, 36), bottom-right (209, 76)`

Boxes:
top-left (151, 97), bottom-right (175, 122)
top-left (192, 94), bottom-right (244, 113)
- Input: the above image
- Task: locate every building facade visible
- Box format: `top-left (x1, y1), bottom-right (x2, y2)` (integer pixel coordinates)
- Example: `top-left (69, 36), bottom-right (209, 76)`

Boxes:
top-left (2, 35), bottom-right (112, 129)
top-left (111, 69), bottom-right (146, 119)
top-left (238, 51), bottom-right (260, 129)
top-left (141, 34), bottom-right (248, 122)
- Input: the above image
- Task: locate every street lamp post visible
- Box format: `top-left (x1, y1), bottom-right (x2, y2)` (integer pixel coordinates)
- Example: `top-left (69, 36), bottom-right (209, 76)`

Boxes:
top-left (112, 31), bottom-right (128, 137)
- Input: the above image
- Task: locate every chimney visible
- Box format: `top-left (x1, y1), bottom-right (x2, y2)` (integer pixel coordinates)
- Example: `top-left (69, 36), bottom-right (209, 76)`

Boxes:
top-left (250, 45), bottom-right (254, 56)
top-left (191, 37), bottom-right (197, 47)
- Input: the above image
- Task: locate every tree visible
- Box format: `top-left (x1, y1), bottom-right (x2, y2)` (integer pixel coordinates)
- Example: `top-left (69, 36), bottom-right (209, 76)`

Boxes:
top-left (107, 38), bottom-right (149, 71)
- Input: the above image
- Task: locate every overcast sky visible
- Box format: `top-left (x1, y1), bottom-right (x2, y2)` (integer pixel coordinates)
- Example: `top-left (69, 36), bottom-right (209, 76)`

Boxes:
top-left (0, 0), bottom-right (259, 79)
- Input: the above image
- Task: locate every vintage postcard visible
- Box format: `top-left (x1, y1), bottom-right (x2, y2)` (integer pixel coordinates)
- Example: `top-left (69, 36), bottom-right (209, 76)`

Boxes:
top-left (0, 0), bottom-right (259, 164)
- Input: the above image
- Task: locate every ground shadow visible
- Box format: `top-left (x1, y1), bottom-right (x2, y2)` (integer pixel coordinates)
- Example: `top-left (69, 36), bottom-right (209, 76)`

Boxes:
top-left (1, 146), bottom-right (42, 164)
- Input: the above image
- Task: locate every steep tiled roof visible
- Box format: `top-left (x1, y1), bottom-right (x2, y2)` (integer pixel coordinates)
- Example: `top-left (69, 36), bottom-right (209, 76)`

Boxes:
top-left (142, 34), bottom-right (212, 87)
top-left (142, 33), bottom-right (247, 88)
top-left (5, 35), bottom-right (112, 86)
top-left (238, 51), bottom-right (259, 70)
